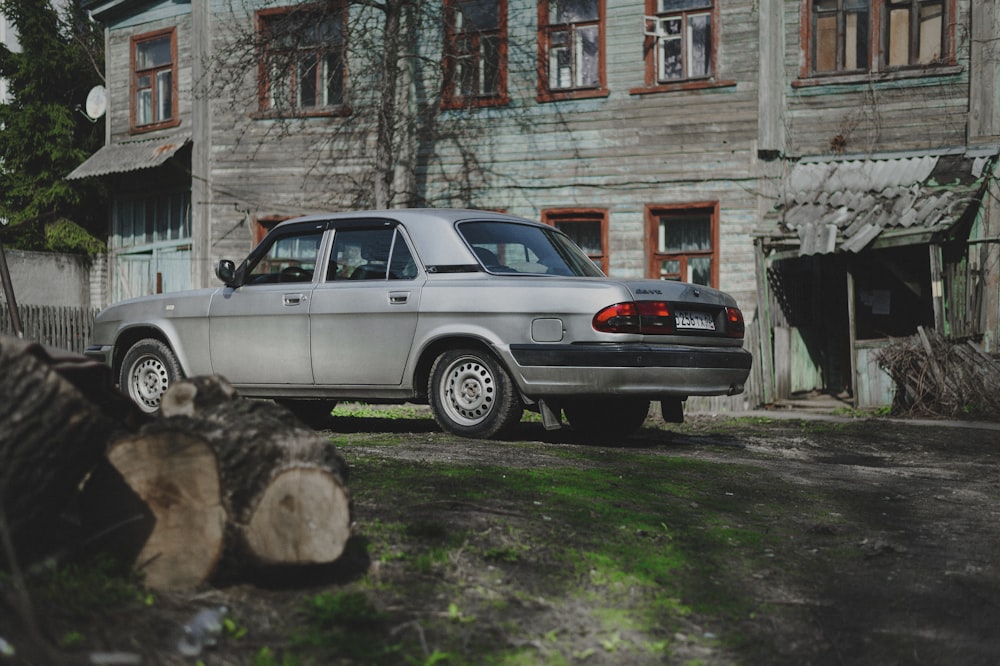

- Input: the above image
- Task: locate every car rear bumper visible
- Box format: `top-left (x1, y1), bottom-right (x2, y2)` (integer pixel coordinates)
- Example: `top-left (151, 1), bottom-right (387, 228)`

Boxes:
top-left (506, 343), bottom-right (752, 398)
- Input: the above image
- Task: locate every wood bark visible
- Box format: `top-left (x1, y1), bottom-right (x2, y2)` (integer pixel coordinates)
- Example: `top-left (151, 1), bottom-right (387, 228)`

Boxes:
top-left (0, 336), bottom-right (127, 562)
top-left (102, 376), bottom-right (352, 589)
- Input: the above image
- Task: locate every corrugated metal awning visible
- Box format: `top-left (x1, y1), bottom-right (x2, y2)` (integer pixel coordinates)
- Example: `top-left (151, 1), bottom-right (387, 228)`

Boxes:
top-left (764, 150), bottom-right (998, 256)
top-left (66, 135), bottom-right (191, 180)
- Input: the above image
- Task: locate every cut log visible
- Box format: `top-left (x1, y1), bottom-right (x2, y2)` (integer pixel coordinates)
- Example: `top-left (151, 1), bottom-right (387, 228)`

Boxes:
top-left (0, 336), bottom-right (124, 563)
top-left (104, 423), bottom-right (226, 590)
top-left (101, 376), bottom-right (352, 589)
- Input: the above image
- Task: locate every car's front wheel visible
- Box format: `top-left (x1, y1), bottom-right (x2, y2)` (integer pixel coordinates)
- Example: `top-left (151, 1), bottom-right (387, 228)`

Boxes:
top-left (428, 348), bottom-right (522, 439)
top-left (563, 398), bottom-right (650, 441)
top-left (119, 338), bottom-right (184, 414)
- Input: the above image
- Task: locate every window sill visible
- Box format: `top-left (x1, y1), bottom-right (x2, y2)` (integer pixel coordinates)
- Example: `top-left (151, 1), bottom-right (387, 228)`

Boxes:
top-left (441, 95), bottom-right (511, 111)
top-left (793, 64), bottom-right (963, 89)
top-left (629, 79), bottom-right (737, 96)
top-left (130, 119), bottom-right (181, 135)
top-left (537, 87), bottom-right (610, 103)
top-left (251, 106), bottom-right (352, 120)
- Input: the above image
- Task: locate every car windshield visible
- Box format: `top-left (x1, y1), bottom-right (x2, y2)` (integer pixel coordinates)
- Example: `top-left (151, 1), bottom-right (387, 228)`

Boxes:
top-left (457, 220), bottom-right (605, 277)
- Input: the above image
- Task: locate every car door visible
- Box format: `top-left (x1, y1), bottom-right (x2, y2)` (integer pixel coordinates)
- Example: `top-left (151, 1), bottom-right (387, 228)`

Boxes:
top-left (310, 223), bottom-right (423, 386)
top-left (208, 227), bottom-right (325, 385)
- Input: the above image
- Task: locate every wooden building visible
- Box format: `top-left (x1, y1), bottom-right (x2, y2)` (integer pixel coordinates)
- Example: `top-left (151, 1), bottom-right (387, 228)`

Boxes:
top-left (69, 0), bottom-right (1000, 410)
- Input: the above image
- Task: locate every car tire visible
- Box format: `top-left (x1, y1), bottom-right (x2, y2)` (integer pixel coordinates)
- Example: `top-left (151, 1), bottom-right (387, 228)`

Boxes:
top-left (428, 348), bottom-right (523, 439)
top-left (119, 338), bottom-right (184, 414)
top-left (563, 398), bottom-right (650, 440)
top-left (278, 399), bottom-right (338, 428)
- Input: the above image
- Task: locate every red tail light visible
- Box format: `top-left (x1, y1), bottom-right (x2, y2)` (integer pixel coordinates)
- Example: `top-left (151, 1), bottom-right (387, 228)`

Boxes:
top-left (593, 302), bottom-right (676, 335)
top-left (725, 306), bottom-right (745, 338)
top-left (593, 303), bottom-right (639, 333)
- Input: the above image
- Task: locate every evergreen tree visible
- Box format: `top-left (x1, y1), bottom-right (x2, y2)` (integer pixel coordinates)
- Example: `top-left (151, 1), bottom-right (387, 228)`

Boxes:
top-left (0, 0), bottom-right (105, 252)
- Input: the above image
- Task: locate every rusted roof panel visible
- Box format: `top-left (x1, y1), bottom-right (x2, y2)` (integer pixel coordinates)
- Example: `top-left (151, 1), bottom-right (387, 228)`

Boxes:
top-left (769, 151), bottom-right (997, 256)
top-left (66, 136), bottom-right (191, 180)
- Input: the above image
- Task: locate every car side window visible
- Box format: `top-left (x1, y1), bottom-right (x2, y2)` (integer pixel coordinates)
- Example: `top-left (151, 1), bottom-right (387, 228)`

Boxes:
top-left (327, 228), bottom-right (417, 281)
top-left (246, 231), bottom-right (322, 284)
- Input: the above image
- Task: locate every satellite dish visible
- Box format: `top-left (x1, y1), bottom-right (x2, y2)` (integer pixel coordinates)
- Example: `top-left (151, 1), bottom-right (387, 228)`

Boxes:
top-left (85, 85), bottom-right (107, 120)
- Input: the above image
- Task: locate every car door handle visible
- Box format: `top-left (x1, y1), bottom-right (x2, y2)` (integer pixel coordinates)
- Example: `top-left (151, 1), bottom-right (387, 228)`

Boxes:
top-left (283, 293), bottom-right (307, 306)
top-left (388, 291), bottom-right (409, 304)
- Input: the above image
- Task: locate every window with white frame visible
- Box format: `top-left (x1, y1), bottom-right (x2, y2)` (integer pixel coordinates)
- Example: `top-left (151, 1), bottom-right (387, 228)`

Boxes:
top-left (644, 0), bottom-right (713, 83)
top-left (257, 5), bottom-right (346, 115)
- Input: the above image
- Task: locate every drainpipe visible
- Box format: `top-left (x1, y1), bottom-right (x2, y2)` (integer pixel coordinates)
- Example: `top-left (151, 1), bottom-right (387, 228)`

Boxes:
top-left (0, 240), bottom-right (24, 337)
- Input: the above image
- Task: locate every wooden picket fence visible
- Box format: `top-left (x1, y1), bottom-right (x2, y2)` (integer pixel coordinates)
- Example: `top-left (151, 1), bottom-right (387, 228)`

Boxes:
top-left (0, 302), bottom-right (99, 355)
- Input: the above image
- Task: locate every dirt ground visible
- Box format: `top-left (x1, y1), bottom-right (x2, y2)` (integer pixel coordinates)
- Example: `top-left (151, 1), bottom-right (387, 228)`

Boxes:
top-left (5, 408), bottom-right (1000, 665)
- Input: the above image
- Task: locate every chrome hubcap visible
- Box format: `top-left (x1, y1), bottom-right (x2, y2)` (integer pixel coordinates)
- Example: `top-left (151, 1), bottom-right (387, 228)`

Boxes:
top-left (130, 356), bottom-right (168, 412)
top-left (441, 357), bottom-right (495, 426)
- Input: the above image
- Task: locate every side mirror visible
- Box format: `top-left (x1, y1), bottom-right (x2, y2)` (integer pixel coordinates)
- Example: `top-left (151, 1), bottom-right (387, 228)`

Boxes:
top-left (215, 259), bottom-right (238, 287)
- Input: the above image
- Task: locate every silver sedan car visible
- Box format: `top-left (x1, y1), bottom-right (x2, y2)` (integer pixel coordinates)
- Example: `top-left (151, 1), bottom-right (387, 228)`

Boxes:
top-left (86, 209), bottom-right (752, 439)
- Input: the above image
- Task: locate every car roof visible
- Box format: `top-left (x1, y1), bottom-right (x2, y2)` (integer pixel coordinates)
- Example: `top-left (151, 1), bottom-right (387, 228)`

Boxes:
top-left (273, 209), bottom-right (550, 268)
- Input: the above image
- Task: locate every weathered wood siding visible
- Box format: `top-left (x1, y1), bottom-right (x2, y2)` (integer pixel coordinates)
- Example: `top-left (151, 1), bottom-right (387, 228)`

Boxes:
top-left (105, 11), bottom-right (194, 146)
top-left (203, 0), bottom-right (764, 319)
top-left (779, 0), bottom-right (972, 157)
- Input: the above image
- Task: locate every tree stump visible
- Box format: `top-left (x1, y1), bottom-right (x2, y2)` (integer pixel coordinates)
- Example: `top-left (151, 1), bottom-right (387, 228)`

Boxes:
top-left (101, 376), bottom-right (352, 589)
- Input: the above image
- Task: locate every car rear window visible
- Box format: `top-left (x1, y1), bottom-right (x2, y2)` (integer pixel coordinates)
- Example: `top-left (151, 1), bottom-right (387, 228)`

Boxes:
top-left (457, 221), bottom-right (604, 277)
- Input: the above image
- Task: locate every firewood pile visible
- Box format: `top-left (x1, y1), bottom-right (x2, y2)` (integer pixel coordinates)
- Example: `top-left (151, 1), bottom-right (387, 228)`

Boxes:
top-left (876, 326), bottom-right (1000, 420)
top-left (0, 335), bottom-right (352, 591)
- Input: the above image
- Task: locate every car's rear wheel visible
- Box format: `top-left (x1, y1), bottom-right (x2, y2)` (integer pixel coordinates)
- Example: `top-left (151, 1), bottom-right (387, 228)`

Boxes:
top-left (119, 338), bottom-right (183, 414)
top-left (428, 348), bottom-right (522, 439)
top-left (563, 398), bottom-right (650, 440)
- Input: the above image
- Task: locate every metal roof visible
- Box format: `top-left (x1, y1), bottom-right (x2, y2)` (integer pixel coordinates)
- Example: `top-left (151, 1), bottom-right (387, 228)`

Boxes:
top-left (65, 136), bottom-right (191, 180)
top-left (768, 151), bottom-right (997, 256)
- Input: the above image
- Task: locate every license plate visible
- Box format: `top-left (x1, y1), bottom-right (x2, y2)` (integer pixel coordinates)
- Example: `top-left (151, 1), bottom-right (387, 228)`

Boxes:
top-left (676, 310), bottom-right (716, 331)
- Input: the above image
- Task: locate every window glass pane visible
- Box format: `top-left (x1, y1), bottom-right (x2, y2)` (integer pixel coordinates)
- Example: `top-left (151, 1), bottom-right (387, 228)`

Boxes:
top-left (549, 30), bottom-right (572, 88)
top-left (554, 220), bottom-right (602, 255)
top-left (576, 25), bottom-right (599, 86)
top-left (918, 3), bottom-right (942, 63)
top-left (457, 0), bottom-right (499, 31)
top-left (156, 70), bottom-right (172, 120)
top-left (250, 233), bottom-right (322, 283)
top-left (815, 15), bottom-right (837, 72)
top-left (687, 13), bottom-right (711, 78)
top-left (844, 12), bottom-right (858, 69)
top-left (688, 256), bottom-right (711, 286)
top-left (660, 259), bottom-right (680, 279)
top-left (550, 0), bottom-right (597, 24)
top-left (888, 7), bottom-right (909, 66)
top-left (136, 87), bottom-right (152, 125)
top-left (324, 54), bottom-right (343, 105)
top-left (388, 233), bottom-right (417, 280)
top-left (659, 214), bottom-right (711, 253)
top-left (659, 34), bottom-right (681, 80)
top-left (136, 36), bottom-right (170, 69)
top-left (482, 35), bottom-right (501, 93)
top-left (658, 0), bottom-right (711, 11)
top-left (299, 53), bottom-right (318, 107)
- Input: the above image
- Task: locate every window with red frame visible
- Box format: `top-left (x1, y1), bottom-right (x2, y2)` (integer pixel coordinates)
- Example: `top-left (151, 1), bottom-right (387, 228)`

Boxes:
top-left (538, 0), bottom-right (606, 100)
top-left (806, 0), bottom-right (952, 76)
top-left (542, 209), bottom-right (608, 274)
top-left (643, 0), bottom-right (714, 84)
top-left (257, 5), bottom-right (346, 116)
top-left (647, 204), bottom-right (718, 287)
top-left (444, 0), bottom-right (508, 108)
top-left (131, 29), bottom-right (177, 131)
